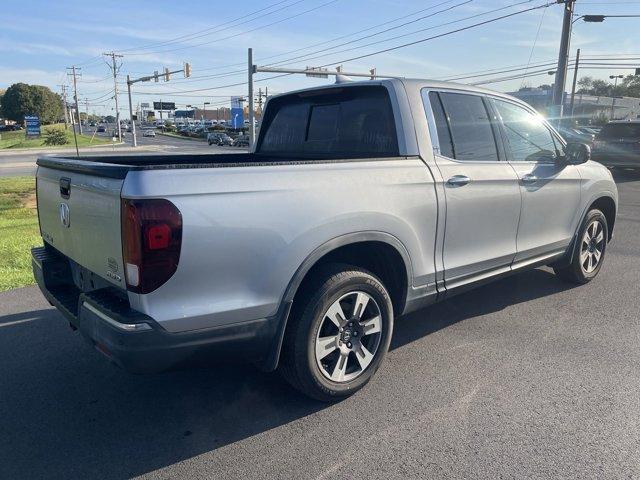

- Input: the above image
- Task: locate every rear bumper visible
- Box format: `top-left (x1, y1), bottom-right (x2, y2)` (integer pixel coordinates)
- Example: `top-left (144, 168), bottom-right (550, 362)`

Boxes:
top-left (32, 245), bottom-right (276, 373)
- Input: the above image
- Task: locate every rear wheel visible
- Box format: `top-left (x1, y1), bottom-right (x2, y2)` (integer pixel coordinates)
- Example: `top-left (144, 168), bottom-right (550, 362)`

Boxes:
top-left (279, 264), bottom-right (393, 402)
top-left (554, 209), bottom-right (608, 284)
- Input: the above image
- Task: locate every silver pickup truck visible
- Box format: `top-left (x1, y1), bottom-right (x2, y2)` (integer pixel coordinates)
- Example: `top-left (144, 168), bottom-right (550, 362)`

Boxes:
top-left (33, 79), bottom-right (618, 401)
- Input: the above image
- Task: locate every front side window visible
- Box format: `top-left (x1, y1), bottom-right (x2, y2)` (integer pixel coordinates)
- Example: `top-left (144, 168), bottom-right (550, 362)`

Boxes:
top-left (493, 99), bottom-right (558, 163)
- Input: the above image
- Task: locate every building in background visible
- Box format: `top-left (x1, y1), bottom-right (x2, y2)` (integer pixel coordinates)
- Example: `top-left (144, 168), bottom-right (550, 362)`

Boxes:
top-left (509, 87), bottom-right (640, 123)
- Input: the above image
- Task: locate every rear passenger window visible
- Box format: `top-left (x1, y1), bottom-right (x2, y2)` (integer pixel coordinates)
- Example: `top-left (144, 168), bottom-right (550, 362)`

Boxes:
top-left (428, 92), bottom-right (454, 158)
top-left (438, 93), bottom-right (499, 162)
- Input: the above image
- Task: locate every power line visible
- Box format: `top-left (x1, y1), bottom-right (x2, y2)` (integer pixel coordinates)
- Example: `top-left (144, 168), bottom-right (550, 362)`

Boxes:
top-left (261, 0), bottom-right (475, 68)
top-left (165, 0), bottom-right (471, 83)
top-left (263, 0), bottom-right (548, 69)
top-left (193, 0), bottom-right (481, 73)
top-left (118, 0), bottom-right (302, 53)
top-left (520, 6), bottom-right (547, 88)
top-left (314, 1), bottom-right (554, 68)
top-left (124, 0), bottom-right (341, 56)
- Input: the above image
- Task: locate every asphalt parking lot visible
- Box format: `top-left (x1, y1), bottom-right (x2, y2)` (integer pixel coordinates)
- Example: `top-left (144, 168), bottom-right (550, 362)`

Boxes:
top-left (1, 170), bottom-right (639, 479)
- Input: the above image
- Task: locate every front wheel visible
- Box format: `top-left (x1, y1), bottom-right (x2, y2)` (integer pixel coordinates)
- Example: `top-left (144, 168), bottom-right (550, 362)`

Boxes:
top-left (554, 209), bottom-right (608, 284)
top-left (279, 264), bottom-right (393, 402)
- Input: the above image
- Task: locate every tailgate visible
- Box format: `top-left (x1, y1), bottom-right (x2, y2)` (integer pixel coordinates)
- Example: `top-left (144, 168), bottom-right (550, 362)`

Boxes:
top-left (37, 165), bottom-right (126, 288)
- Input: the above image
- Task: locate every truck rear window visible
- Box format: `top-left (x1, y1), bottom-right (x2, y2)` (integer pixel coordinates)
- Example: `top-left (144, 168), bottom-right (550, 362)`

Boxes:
top-left (257, 86), bottom-right (399, 158)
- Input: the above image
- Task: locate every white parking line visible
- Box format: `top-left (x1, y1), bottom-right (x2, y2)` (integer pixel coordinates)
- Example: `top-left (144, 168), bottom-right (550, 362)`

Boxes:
top-left (0, 317), bottom-right (41, 328)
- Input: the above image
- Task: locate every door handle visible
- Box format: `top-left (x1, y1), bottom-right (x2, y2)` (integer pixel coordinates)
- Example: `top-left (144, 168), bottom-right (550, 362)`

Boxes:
top-left (521, 174), bottom-right (538, 185)
top-left (446, 175), bottom-right (471, 187)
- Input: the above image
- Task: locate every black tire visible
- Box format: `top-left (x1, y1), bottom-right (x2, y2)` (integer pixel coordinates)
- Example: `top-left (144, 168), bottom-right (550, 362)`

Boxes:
top-left (554, 209), bottom-right (608, 284)
top-left (279, 264), bottom-right (394, 402)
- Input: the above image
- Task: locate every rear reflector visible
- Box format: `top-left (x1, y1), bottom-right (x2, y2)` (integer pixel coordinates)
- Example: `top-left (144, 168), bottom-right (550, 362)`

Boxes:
top-left (121, 198), bottom-right (182, 294)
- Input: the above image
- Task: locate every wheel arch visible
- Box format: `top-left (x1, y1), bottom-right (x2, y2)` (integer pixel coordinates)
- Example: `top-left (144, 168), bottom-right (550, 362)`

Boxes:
top-left (558, 194), bottom-right (617, 269)
top-left (589, 195), bottom-right (616, 241)
top-left (262, 232), bottom-right (413, 371)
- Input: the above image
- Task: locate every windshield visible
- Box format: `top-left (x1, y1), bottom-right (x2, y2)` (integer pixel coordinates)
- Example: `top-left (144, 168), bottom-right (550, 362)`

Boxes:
top-left (598, 123), bottom-right (640, 139)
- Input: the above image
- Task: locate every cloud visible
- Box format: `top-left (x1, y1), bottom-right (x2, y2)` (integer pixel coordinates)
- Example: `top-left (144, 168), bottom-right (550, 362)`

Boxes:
top-left (0, 68), bottom-right (62, 90)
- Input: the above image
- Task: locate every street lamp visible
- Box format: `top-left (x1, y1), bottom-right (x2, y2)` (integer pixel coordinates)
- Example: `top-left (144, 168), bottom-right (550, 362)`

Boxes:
top-left (203, 101), bottom-right (210, 122)
top-left (609, 74), bottom-right (624, 120)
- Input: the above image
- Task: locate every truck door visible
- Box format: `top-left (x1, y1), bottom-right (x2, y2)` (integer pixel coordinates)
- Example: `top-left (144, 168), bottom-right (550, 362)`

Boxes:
top-left (424, 91), bottom-right (522, 293)
top-left (490, 98), bottom-right (582, 265)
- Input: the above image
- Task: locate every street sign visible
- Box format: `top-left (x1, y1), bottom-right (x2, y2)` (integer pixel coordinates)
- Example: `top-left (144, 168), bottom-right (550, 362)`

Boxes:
top-left (153, 102), bottom-right (175, 110)
top-left (305, 66), bottom-right (329, 78)
top-left (230, 96), bottom-right (244, 129)
top-left (141, 102), bottom-right (150, 108)
top-left (24, 115), bottom-right (41, 137)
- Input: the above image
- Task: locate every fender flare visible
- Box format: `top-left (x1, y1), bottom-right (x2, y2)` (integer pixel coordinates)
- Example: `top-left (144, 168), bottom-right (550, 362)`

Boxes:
top-left (261, 231), bottom-right (413, 372)
top-left (557, 193), bottom-right (617, 268)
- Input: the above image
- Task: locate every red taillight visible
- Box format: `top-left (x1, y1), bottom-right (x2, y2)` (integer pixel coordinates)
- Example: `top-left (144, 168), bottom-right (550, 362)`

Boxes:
top-left (121, 198), bottom-right (182, 294)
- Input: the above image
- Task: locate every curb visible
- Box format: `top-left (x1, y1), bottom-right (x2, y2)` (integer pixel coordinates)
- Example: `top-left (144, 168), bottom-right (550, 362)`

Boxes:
top-left (157, 132), bottom-right (206, 142)
top-left (0, 142), bottom-right (127, 156)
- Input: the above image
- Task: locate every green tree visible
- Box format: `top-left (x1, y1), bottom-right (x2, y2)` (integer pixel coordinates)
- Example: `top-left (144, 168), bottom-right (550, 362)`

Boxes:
top-left (577, 76), bottom-right (594, 93)
top-left (621, 74), bottom-right (640, 97)
top-left (43, 127), bottom-right (68, 146)
top-left (0, 83), bottom-right (62, 124)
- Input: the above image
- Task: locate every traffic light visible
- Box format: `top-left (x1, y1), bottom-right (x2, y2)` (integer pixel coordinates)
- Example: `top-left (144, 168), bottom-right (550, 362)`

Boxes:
top-left (164, 67), bottom-right (170, 82)
top-left (184, 62), bottom-right (191, 78)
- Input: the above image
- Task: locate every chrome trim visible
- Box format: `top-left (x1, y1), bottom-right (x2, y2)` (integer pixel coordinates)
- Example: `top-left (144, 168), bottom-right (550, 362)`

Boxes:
top-left (82, 302), bottom-right (152, 332)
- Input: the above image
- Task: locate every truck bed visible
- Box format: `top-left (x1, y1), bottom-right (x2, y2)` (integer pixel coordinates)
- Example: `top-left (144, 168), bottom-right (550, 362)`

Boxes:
top-left (37, 153), bottom-right (398, 179)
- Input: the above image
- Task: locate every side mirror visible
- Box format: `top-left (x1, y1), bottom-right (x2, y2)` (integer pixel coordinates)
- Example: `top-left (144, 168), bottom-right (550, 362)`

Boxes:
top-left (563, 142), bottom-right (591, 165)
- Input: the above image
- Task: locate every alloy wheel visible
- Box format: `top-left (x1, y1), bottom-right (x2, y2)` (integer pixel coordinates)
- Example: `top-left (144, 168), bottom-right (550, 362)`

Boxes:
top-left (580, 219), bottom-right (605, 273)
top-left (314, 291), bottom-right (383, 383)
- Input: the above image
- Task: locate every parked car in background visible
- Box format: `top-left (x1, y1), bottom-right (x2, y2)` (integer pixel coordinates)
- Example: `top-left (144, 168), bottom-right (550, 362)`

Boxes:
top-left (557, 125), bottom-right (595, 146)
top-left (0, 124), bottom-right (23, 131)
top-left (576, 126), bottom-right (600, 136)
top-left (97, 125), bottom-right (106, 133)
top-left (233, 134), bottom-right (250, 147)
top-left (142, 129), bottom-right (156, 137)
top-left (207, 132), bottom-right (233, 146)
top-left (592, 120), bottom-right (640, 170)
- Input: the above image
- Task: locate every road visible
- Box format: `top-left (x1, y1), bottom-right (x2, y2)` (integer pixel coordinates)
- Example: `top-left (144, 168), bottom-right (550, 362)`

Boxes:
top-left (1, 172), bottom-right (639, 479)
top-left (0, 126), bottom-right (240, 177)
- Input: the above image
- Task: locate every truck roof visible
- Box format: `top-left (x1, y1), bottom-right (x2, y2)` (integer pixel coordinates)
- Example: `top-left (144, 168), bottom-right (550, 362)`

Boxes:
top-left (268, 77), bottom-right (524, 105)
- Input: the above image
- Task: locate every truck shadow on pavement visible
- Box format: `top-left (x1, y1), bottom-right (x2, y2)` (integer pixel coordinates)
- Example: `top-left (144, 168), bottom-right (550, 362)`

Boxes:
top-left (0, 268), bottom-right (574, 479)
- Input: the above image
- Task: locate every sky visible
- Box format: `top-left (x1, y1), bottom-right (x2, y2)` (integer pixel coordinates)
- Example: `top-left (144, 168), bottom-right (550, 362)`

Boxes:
top-left (1, 0), bottom-right (639, 117)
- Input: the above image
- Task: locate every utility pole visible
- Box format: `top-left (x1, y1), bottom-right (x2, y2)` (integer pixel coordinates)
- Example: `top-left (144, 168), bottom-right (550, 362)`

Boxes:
top-left (248, 48), bottom-right (255, 148)
top-left (569, 48), bottom-right (581, 119)
top-left (551, 0), bottom-right (576, 122)
top-left (67, 65), bottom-right (82, 134)
top-left (104, 52), bottom-right (123, 141)
top-left (610, 74), bottom-right (624, 120)
top-left (126, 75), bottom-right (137, 147)
top-left (58, 84), bottom-right (70, 129)
top-left (84, 97), bottom-right (90, 126)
